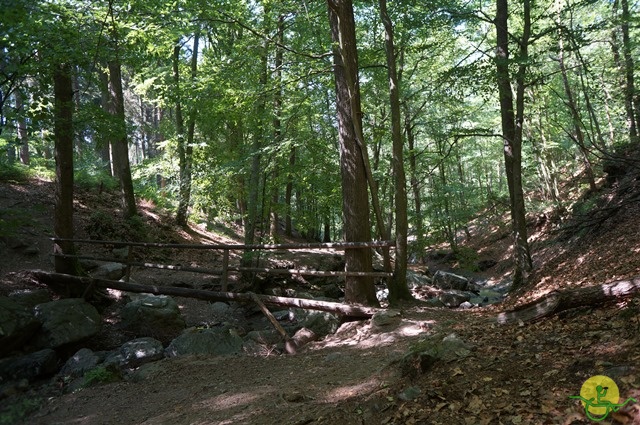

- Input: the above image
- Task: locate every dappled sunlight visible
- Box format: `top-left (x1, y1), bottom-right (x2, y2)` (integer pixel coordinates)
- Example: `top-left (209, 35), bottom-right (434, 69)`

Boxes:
top-left (196, 389), bottom-right (270, 410)
top-left (320, 378), bottom-right (382, 403)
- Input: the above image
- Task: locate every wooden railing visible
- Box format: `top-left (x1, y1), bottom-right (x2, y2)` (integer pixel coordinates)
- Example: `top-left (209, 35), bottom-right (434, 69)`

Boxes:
top-left (52, 238), bottom-right (395, 291)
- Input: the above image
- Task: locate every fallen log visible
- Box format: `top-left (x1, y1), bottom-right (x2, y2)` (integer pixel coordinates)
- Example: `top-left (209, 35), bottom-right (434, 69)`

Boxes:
top-left (24, 270), bottom-right (381, 319)
top-left (496, 276), bottom-right (640, 324)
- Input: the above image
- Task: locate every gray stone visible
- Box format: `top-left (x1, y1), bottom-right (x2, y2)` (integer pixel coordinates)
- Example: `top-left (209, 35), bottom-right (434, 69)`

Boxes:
top-left (209, 302), bottom-right (232, 315)
top-left (0, 349), bottom-right (58, 382)
top-left (90, 262), bottom-right (127, 280)
top-left (371, 310), bottom-right (402, 331)
top-left (245, 329), bottom-right (282, 345)
top-left (406, 271), bottom-right (431, 288)
top-left (459, 301), bottom-right (474, 309)
top-left (432, 270), bottom-right (469, 291)
top-left (292, 327), bottom-right (317, 348)
top-left (300, 311), bottom-right (339, 337)
top-left (119, 337), bottom-right (164, 367)
top-left (165, 328), bottom-right (244, 357)
top-left (120, 294), bottom-right (185, 339)
top-left (0, 296), bottom-right (41, 356)
top-left (400, 333), bottom-right (472, 377)
top-left (59, 348), bottom-right (101, 379)
top-left (438, 290), bottom-right (471, 308)
top-left (33, 298), bottom-right (101, 349)
top-left (8, 289), bottom-right (52, 308)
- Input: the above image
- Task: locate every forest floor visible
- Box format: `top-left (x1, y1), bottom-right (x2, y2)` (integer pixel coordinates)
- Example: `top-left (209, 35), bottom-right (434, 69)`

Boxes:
top-left (1, 175), bottom-right (640, 425)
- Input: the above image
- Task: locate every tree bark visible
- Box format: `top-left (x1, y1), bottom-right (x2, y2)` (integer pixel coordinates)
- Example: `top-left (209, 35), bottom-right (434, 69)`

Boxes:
top-left (494, 0), bottom-right (533, 291)
top-left (175, 31), bottom-right (199, 227)
top-left (107, 60), bottom-right (138, 218)
top-left (15, 89), bottom-right (29, 165)
top-left (26, 270), bottom-right (382, 318)
top-left (557, 34), bottom-right (597, 192)
top-left (53, 64), bottom-right (78, 275)
top-left (379, 0), bottom-right (412, 304)
top-left (328, 0), bottom-right (379, 307)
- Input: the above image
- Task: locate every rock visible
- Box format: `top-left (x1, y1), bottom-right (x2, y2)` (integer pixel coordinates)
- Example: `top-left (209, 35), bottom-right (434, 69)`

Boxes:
top-left (470, 288), bottom-right (504, 306)
top-left (0, 349), bottom-right (58, 382)
top-left (8, 289), bottom-right (52, 308)
top-left (119, 337), bottom-right (164, 367)
top-left (432, 270), bottom-right (469, 291)
top-left (165, 327), bottom-right (244, 357)
top-left (400, 333), bottom-right (472, 377)
top-left (371, 310), bottom-right (402, 331)
top-left (406, 271), bottom-right (431, 288)
top-left (300, 311), bottom-right (339, 337)
top-left (0, 296), bottom-right (41, 356)
top-left (90, 262), bottom-right (127, 280)
top-left (59, 348), bottom-right (102, 379)
top-left (245, 330), bottom-right (282, 345)
top-left (398, 386), bottom-right (421, 401)
top-left (292, 327), bottom-right (317, 348)
top-left (459, 301), bottom-right (473, 309)
top-left (209, 302), bottom-right (232, 315)
top-left (33, 298), bottom-right (101, 349)
top-left (424, 298), bottom-right (445, 307)
top-left (438, 290), bottom-right (471, 308)
top-left (120, 294), bottom-right (185, 341)
top-left (376, 288), bottom-right (389, 302)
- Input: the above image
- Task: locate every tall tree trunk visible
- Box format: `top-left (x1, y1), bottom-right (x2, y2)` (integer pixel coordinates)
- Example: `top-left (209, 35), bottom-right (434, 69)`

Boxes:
top-left (270, 15), bottom-right (285, 241)
top-left (15, 89), bottom-right (29, 165)
top-left (557, 34), bottom-right (597, 191)
top-left (404, 108), bottom-right (425, 263)
top-left (53, 63), bottom-right (78, 275)
top-left (242, 9), bottom-right (271, 283)
top-left (495, 0), bottom-right (533, 291)
top-left (98, 70), bottom-right (113, 175)
top-left (328, 0), bottom-right (379, 307)
top-left (175, 31), bottom-right (200, 227)
top-left (620, 0), bottom-right (640, 141)
top-left (285, 145), bottom-right (296, 237)
top-left (380, 0), bottom-right (412, 303)
top-left (108, 60), bottom-right (137, 218)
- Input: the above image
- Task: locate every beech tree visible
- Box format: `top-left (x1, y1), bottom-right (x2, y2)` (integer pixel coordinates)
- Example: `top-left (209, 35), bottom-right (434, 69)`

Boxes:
top-left (328, 0), bottom-right (379, 306)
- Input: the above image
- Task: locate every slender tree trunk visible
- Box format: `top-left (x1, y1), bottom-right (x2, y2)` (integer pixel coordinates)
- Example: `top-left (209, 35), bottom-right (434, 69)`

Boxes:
top-left (620, 0), bottom-right (640, 141)
top-left (379, 0), bottom-right (411, 303)
top-left (285, 145), bottom-right (295, 237)
top-left (53, 63), bottom-right (78, 275)
top-left (175, 31), bottom-right (200, 227)
top-left (404, 108), bottom-right (425, 263)
top-left (270, 16), bottom-right (285, 241)
top-left (557, 34), bottom-right (597, 191)
top-left (495, 0), bottom-right (533, 291)
top-left (108, 60), bottom-right (138, 218)
top-left (328, 0), bottom-right (379, 307)
top-left (15, 89), bottom-right (29, 165)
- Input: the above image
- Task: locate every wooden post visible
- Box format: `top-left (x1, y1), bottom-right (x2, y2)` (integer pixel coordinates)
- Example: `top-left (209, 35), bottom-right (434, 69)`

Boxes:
top-left (221, 249), bottom-right (229, 291)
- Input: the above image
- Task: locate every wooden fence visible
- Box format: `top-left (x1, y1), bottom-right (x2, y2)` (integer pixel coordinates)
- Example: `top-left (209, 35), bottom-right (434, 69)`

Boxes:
top-left (52, 238), bottom-right (395, 291)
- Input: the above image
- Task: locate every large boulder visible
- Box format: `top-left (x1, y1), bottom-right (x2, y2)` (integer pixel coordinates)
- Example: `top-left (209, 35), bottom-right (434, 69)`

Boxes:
top-left (118, 337), bottom-right (164, 367)
top-left (432, 270), bottom-right (469, 291)
top-left (0, 348), bottom-right (58, 382)
top-left (120, 294), bottom-right (185, 341)
top-left (0, 297), bottom-right (41, 356)
top-left (32, 298), bottom-right (101, 349)
top-left (90, 262), bottom-right (127, 280)
top-left (438, 290), bottom-right (472, 308)
top-left (165, 327), bottom-right (244, 357)
top-left (59, 348), bottom-right (102, 379)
